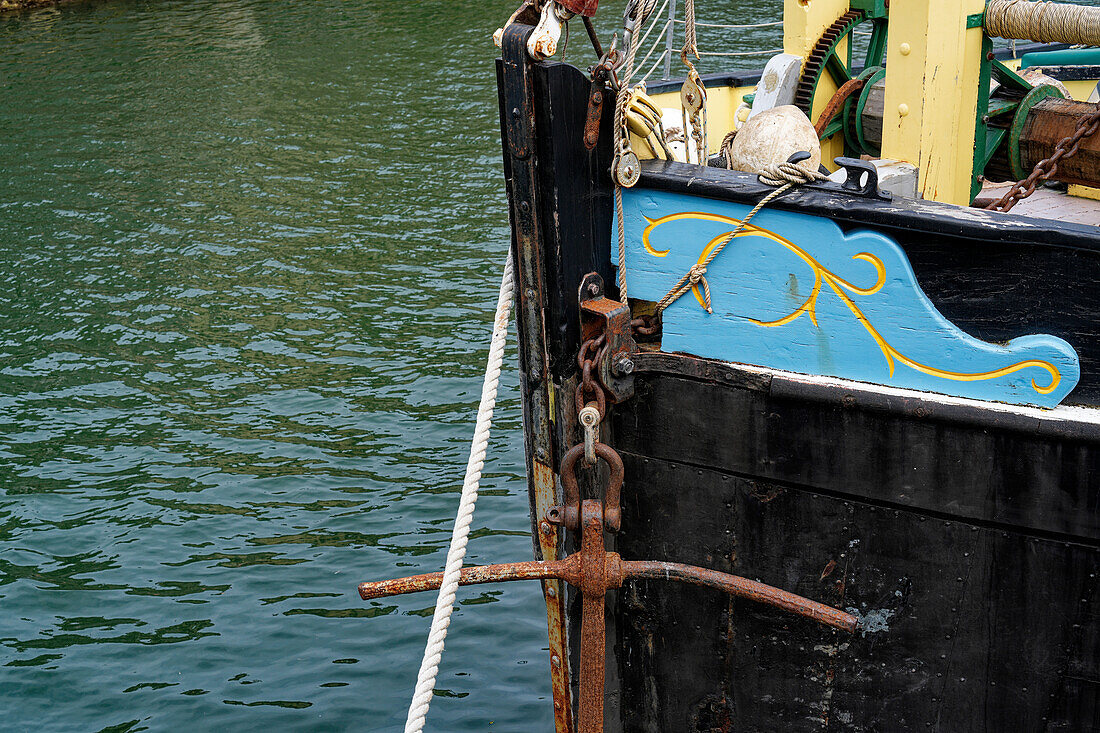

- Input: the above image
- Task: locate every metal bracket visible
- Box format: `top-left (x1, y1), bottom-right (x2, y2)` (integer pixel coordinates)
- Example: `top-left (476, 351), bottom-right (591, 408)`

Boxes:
top-left (584, 75), bottom-right (607, 150)
top-left (834, 156), bottom-right (893, 201)
top-left (579, 272), bottom-right (635, 403)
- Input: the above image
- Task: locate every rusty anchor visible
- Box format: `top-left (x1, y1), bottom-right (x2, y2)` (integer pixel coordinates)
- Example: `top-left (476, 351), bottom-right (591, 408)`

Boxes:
top-left (359, 448), bottom-right (858, 733)
top-left (361, 271), bottom-right (856, 731)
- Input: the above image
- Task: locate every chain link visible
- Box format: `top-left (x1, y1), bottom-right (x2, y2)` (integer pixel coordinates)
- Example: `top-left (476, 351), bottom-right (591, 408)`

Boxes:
top-left (630, 312), bottom-right (661, 337)
top-left (986, 107), bottom-right (1100, 213)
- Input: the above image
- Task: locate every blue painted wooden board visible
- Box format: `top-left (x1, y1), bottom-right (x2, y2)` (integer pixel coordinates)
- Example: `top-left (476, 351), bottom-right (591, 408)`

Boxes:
top-left (617, 188), bottom-right (1081, 408)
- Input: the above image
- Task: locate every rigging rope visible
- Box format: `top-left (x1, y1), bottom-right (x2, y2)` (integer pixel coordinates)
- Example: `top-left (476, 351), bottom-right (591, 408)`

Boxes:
top-left (672, 18), bottom-right (782, 29)
top-left (655, 162), bottom-right (826, 313)
top-left (403, 252), bottom-right (515, 733)
top-left (682, 0), bottom-right (698, 61)
top-left (985, 0), bottom-right (1100, 46)
top-left (613, 0), bottom-right (661, 305)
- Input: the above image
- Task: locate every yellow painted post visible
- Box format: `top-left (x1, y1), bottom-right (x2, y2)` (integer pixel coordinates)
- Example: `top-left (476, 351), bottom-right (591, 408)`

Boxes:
top-left (881, 0), bottom-right (987, 204)
top-left (783, 0), bottom-right (850, 56)
top-left (783, 0), bottom-right (850, 168)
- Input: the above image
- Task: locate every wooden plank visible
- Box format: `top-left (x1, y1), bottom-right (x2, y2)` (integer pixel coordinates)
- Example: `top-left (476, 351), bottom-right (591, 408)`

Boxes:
top-left (612, 370), bottom-right (1100, 541)
top-left (617, 186), bottom-right (1081, 407)
top-left (614, 452), bottom-right (1100, 731)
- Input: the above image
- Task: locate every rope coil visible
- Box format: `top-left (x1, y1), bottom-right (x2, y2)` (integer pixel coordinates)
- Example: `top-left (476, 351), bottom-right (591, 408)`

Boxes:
top-left (985, 0), bottom-right (1100, 46)
top-left (403, 253), bottom-right (515, 733)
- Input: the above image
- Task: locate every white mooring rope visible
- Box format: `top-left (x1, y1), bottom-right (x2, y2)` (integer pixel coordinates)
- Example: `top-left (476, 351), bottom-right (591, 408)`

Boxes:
top-left (403, 252), bottom-right (515, 733)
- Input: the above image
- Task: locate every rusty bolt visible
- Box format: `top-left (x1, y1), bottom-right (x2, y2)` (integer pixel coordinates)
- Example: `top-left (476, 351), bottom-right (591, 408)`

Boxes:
top-left (547, 585), bottom-right (557, 598)
top-left (587, 282), bottom-right (601, 296)
top-left (540, 521), bottom-right (554, 536)
top-left (591, 91), bottom-right (602, 103)
top-left (551, 655), bottom-right (562, 668)
top-left (612, 355), bottom-right (635, 376)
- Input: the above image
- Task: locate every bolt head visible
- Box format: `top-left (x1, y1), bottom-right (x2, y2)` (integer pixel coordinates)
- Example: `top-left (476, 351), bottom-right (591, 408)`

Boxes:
top-left (613, 355), bottom-right (635, 376)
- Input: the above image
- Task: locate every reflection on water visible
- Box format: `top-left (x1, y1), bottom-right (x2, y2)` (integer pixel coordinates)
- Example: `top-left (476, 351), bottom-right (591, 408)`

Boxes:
top-left (0, 0), bottom-right (780, 729)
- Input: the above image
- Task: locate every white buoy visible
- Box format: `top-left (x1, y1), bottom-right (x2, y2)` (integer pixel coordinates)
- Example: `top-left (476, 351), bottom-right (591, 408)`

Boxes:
top-left (727, 105), bottom-right (821, 174)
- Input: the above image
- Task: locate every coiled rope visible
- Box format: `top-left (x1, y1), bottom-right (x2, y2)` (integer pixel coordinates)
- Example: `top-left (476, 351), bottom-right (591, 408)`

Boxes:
top-left (985, 0), bottom-right (1100, 46)
top-left (403, 253), bottom-right (514, 733)
top-left (656, 162), bottom-right (825, 313)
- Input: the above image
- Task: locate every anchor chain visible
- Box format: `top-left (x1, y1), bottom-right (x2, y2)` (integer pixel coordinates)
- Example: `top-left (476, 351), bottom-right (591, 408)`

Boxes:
top-left (986, 104), bottom-right (1100, 213)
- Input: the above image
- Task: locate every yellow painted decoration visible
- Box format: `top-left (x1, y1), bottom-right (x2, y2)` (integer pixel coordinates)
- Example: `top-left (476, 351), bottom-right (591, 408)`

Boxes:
top-left (641, 211), bottom-right (1062, 394)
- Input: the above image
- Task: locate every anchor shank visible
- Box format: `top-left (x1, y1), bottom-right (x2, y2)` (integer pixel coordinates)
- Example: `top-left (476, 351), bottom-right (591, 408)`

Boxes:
top-left (621, 560), bottom-right (858, 633)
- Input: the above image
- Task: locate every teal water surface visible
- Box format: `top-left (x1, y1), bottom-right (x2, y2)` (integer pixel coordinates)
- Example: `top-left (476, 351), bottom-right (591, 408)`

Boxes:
top-left (0, 1), bottom-right (780, 730)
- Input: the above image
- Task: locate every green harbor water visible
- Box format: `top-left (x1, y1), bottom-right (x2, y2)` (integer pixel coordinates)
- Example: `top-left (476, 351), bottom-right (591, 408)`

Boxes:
top-left (0, 1), bottom-right (779, 729)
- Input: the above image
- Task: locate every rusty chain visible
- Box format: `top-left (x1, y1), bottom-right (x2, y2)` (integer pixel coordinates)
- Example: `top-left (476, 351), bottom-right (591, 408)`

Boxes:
top-left (986, 105), bottom-right (1100, 213)
top-left (630, 312), bottom-right (661, 337)
top-left (575, 333), bottom-right (609, 418)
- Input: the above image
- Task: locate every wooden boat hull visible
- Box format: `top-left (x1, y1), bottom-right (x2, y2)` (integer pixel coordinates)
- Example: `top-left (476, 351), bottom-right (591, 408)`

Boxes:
top-left (497, 30), bottom-right (1100, 731)
top-left (611, 355), bottom-right (1099, 730)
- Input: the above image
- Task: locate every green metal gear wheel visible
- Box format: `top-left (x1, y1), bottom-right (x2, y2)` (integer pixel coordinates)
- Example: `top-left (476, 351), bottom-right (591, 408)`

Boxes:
top-left (793, 10), bottom-right (890, 147)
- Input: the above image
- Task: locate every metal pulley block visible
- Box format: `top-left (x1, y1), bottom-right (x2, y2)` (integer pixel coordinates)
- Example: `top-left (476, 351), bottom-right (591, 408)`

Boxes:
top-left (680, 72), bottom-right (706, 115)
top-left (680, 69), bottom-right (708, 164)
top-left (613, 145), bottom-right (641, 187)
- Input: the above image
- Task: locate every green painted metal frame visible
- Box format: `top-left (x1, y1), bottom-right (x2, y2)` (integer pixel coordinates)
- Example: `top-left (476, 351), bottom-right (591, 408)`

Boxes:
top-left (970, 33), bottom-right (1056, 200)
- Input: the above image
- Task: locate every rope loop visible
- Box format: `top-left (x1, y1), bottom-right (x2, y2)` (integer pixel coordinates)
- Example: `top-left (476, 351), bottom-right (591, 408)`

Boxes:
top-left (758, 160), bottom-right (827, 188)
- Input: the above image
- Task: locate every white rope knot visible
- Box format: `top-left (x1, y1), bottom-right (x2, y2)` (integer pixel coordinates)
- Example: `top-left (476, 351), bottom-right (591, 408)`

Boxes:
top-left (688, 263), bottom-right (707, 282)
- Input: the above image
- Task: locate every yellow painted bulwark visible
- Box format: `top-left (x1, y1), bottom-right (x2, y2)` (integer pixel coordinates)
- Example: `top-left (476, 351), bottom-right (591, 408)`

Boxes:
top-left (642, 84), bottom-right (755, 157)
top-left (882, 0), bottom-right (986, 205)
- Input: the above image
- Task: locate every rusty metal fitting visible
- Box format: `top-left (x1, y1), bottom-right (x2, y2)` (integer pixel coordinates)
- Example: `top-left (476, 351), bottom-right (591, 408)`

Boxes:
top-left (630, 312), bottom-right (662, 337)
top-left (550, 442), bottom-right (624, 533)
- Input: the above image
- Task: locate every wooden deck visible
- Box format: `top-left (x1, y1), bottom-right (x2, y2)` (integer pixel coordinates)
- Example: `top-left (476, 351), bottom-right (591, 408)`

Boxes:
top-left (981, 182), bottom-right (1100, 226)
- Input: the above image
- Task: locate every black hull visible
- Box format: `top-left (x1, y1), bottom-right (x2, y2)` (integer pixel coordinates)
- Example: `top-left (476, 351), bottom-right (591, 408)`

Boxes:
top-left (497, 29), bottom-right (1100, 732)
top-left (613, 358), bottom-right (1099, 731)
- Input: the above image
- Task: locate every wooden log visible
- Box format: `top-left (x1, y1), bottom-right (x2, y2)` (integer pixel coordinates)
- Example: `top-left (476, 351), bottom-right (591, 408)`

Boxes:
top-left (861, 94), bottom-right (1100, 188)
top-left (1019, 97), bottom-right (1100, 188)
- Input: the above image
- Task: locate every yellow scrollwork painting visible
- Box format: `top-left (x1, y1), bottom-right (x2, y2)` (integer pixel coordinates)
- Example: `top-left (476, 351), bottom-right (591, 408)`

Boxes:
top-left (640, 211), bottom-right (1065, 397)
